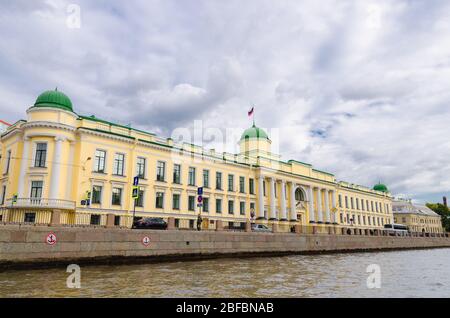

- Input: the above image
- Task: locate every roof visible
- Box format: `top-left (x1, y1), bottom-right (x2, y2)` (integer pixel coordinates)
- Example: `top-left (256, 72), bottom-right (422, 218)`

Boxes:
top-left (240, 124), bottom-right (270, 141)
top-left (392, 200), bottom-right (440, 217)
top-left (33, 89), bottom-right (73, 112)
top-left (0, 120), bottom-right (11, 126)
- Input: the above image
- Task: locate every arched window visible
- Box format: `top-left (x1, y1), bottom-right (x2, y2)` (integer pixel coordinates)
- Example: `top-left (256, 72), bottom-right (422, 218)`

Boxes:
top-left (295, 188), bottom-right (305, 201)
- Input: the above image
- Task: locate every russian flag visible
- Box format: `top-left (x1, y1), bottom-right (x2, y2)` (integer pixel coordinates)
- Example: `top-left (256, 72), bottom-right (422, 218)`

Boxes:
top-left (248, 107), bottom-right (254, 117)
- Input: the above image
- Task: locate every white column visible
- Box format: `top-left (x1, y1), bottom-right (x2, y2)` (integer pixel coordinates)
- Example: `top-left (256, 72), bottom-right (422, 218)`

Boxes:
top-left (317, 187), bottom-right (323, 223)
top-left (331, 190), bottom-right (337, 223)
top-left (17, 137), bottom-right (30, 198)
top-left (280, 180), bottom-right (287, 221)
top-left (308, 186), bottom-right (315, 223)
top-left (49, 137), bottom-right (64, 199)
top-left (269, 177), bottom-right (277, 220)
top-left (324, 189), bottom-right (331, 223)
top-left (290, 182), bottom-right (297, 221)
top-left (257, 176), bottom-right (265, 220)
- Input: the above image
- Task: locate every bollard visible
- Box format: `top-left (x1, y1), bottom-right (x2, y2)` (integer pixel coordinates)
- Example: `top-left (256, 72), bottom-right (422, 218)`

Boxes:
top-left (272, 223), bottom-right (278, 233)
top-left (50, 210), bottom-right (62, 227)
top-left (167, 217), bottom-right (176, 230)
top-left (216, 220), bottom-right (223, 231)
top-left (105, 213), bottom-right (115, 228)
top-left (245, 221), bottom-right (252, 233)
top-left (294, 224), bottom-right (302, 234)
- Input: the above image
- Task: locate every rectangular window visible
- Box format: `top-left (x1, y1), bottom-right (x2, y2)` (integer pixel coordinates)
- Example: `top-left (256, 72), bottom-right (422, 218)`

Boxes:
top-left (136, 157), bottom-right (146, 179)
top-left (24, 212), bottom-right (36, 223)
top-left (339, 195), bottom-right (342, 208)
top-left (351, 197), bottom-right (354, 209)
top-left (361, 200), bottom-right (365, 211)
top-left (371, 201), bottom-right (374, 212)
top-left (263, 181), bottom-right (266, 196)
top-left (94, 150), bottom-right (106, 173)
top-left (345, 196), bottom-right (349, 209)
top-left (172, 193), bottom-right (180, 210)
top-left (155, 192), bottom-right (164, 209)
top-left (239, 176), bottom-right (245, 193)
top-left (136, 189), bottom-right (144, 207)
top-left (216, 199), bottom-right (222, 213)
top-left (5, 150), bottom-right (11, 174)
top-left (156, 161), bottom-right (166, 181)
top-left (111, 188), bottom-right (122, 205)
top-left (188, 196), bottom-right (195, 211)
top-left (356, 198), bottom-right (360, 210)
top-left (34, 143), bottom-right (47, 168)
top-left (1, 185), bottom-right (6, 205)
top-left (114, 216), bottom-right (121, 226)
top-left (203, 170), bottom-right (209, 188)
top-left (188, 167), bottom-right (196, 186)
top-left (240, 202), bottom-right (245, 215)
top-left (30, 181), bottom-right (43, 199)
top-left (90, 214), bottom-right (101, 225)
top-left (216, 172), bottom-right (222, 190)
top-left (228, 200), bottom-right (234, 214)
top-left (340, 213), bottom-right (343, 223)
top-left (91, 185), bottom-right (102, 204)
top-left (203, 197), bottom-right (209, 212)
top-left (173, 164), bottom-right (181, 184)
top-left (228, 175), bottom-right (234, 192)
top-left (363, 216), bottom-right (366, 225)
top-left (113, 153), bottom-right (125, 176)
top-left (249, 178), bottom-right (255, 195)
top-left (366, 200), bottom-right (369, 211)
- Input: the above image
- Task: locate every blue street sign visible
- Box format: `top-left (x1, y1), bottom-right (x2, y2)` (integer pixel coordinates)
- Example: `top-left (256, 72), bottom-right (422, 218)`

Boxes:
top-left (197, 187), bottom-right (203, 195)
top-left (133, 176), bottom-right (140, 186)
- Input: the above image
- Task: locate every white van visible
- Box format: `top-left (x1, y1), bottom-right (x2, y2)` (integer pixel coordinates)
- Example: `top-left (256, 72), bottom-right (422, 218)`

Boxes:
top-left (384, 224), bottom-right (409, 236)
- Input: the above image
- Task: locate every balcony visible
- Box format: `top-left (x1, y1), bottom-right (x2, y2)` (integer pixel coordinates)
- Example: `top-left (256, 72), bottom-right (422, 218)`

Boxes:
top-left (4, 198), bottom-right (76, 210)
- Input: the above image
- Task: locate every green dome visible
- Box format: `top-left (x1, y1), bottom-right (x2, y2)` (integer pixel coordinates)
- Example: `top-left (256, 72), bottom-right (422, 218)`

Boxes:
top-left (373, 183), bottom-right (389, 193)
top-left (240, 124), bottom-right (270, 141)
top-left (34, 89), bottom-right (73, 112)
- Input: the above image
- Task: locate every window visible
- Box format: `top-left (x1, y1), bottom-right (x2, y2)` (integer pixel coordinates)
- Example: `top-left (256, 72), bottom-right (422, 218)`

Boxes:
top-left (172, 194), bottom-right (180, 210)
top-left (228, 200), bottom-right (234, 214)
top-left (157, 161), bottom-right (166, 181)
top-left (249, 178), bottom-right (255, 195)
top-left (340, 213), bottom-right (343, 223)
top-left (263, 181), bottom-right (266, 196)
top-left (1, 185), bottom-right (6, 205)
top-left (30, 181), bottom-right (43, 199)
top-left (111, 188), bottom-right (122, 205)
top-left (339, 195), bottom-right (342, 208)
top-left (363, 216), bottom-right (366, 225)
top-left (216, 199), bottom-right (222, 213)
top-left (351, 197), bottom-right (354, 210)
top-left (228, 174), bottom-right (234, 191)
top-left (250, 202), bottom-right (255, 214)
top-left (155, 192), bottom-right (164, 209)
top-left (90, 214), bottom-right (101, 225)
top-left (94, 150), bottom-right (106, 173)
top-left (356, 198), bottom-right (360, 210)
top-left (5, 150), bottom-right (11, 174)
top-left (173, 164), bottom-right (181, 184)
top-left (203, 198), bottom-right (209, 212)
top-left (113, 153), bottom-right (125, 176)
top-left (24, 212), bottom-right (36, 223)
top-left (362, 199), bottom-right (365, 211)
top-left (91, 186), bottom-right (102, 204)
top-left (203, 170), bottom-right (209, 188)
top-left (366, 200), bottom-right (369, 211)
top-left (371, 201), bottom-right (374, 212)
top-left (239, 176), bottom-right (245, 193)
top-left (114, 216), bottom-right (121, 226)
top-left (240, 202), bottom-right (245, 215)
top-left (136, 189), bottom-right (144, 207)
top-left (136, 157), bottom-right (146, 179)
top-left (34, 143), bottom-right (47, 168)
top-left (345, 196), bottom-right (349, 209)
top-left (188, 196), bottom-right (196, 211)
top-left (216, 172), bottom-right (222, 190)
top-left (188, 167), bottom-right (196, 186)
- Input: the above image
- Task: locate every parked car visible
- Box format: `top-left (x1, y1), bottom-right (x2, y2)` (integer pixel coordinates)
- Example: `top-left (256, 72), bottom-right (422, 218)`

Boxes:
top-left (133, 217), bottom-right (168, 230)
top-left (251, 224), bottom-right (272, 233)
top-left (384, 223), bottom-right (409, 236)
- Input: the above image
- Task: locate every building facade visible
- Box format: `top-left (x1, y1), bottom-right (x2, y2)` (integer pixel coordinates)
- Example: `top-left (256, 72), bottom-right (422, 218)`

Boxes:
top-left (0, 90), bottom-right (393, 232)
top-left (392, 199), bottom-right (444, 234)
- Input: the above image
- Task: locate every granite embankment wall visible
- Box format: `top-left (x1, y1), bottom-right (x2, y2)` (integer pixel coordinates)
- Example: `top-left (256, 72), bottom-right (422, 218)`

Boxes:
top-left (1, 225), bottom-right (450, 269)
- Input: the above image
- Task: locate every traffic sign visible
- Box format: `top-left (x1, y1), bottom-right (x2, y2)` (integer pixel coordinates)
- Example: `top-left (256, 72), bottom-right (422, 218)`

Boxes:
top-left (45, 232), bottom-right (57, 246)
top-left (133, 176), bottom-right (140, 186)
top-left (141, 236), bottom-right (151, 246)
top-left (132, 186), bottom-right (139, 199)
top-left (197, 203), bottom-right (203, 207)
top-left (197, 187), bottom-right (203, 195)
top-left (12, 194), bottom-right (17, 204)
top-left (197, 196), bottom-right (203, 203)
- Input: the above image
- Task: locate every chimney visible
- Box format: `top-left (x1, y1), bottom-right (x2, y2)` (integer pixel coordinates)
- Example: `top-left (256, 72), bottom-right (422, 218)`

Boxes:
top-left (444, 196), bottom-right (448, 207)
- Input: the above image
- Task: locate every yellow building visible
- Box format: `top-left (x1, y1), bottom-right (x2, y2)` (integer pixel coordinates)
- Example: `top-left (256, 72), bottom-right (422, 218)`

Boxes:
top-left (0, 89), bottom-right (393, 232)
top-left (392, 199), bottom-right (444, 234)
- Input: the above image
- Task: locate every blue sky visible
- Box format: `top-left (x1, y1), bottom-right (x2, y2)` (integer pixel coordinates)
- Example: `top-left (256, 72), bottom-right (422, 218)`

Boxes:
top-left (0, 0), bottom-right (449, 203)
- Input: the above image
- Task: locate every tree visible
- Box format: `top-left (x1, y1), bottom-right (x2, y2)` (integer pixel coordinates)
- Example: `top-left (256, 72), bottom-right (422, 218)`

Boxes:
top-left (426, 203), bottom-right (450, 232)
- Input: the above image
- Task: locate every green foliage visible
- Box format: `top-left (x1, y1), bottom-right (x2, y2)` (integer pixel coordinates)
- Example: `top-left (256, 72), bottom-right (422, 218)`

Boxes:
top-left (426, 203), bottom-right (450, 232)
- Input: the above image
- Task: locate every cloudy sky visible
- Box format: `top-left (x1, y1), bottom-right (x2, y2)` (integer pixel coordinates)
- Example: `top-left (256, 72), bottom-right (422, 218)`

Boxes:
top-left (1, 0), bottom-right (450, 202)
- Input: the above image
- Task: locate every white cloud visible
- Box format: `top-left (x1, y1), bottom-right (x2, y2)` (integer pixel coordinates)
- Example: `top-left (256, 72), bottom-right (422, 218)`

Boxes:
top-left (0, 0), bottom-right (450, 201)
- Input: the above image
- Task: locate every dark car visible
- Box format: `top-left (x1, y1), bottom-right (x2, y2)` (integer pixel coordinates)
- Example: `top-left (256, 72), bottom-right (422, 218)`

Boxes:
top-left (133, 217), bottom-right (168, 230)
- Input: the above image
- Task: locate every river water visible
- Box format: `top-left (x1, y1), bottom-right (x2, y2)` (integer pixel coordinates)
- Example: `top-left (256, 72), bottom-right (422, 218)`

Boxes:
top-left (1, 248), bottom-right (449, 298)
